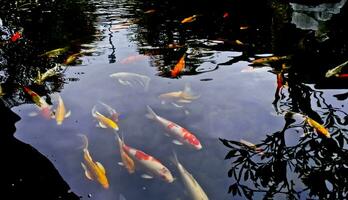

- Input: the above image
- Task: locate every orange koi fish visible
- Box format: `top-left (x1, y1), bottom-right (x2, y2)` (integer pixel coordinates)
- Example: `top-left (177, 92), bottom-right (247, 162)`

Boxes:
top-left (115, 134), bottom-right (174, 183)
top-left (146, 106), bottom-right (202, 150)
top-left (116, 135), bottom-right (135, 174)
top-left (79, 134), bottom-right (109, 189)
top-left (181, 15), bottom-right (197, 24)
top-left (171, 54), bottom-right (185, 78)
top-left (10, 32), bottom-right (21, 42)
top-left (92, 106), bottom-right (119, 131)
top-left (23, 86), bottom-right (53, 119)
top-left (252, 56), bottom-right (289, 65)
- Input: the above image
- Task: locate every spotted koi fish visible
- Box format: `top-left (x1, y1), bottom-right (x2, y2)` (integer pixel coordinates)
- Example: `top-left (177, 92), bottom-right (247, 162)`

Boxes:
top-left (146, 106), bottom-right (202, 150)
top-left (115, 134), bottom-right (174, 183)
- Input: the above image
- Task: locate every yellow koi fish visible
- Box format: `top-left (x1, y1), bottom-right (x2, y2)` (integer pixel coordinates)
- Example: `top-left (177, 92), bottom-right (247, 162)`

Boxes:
top-left (39, 47), bottom-right (69, 58)
top-left (92, 106), bottom-right (119, 131)
top-left (116, 134), bottom-right (135, 174)
top-left (79, 134), bottom-right (109, 189)
top-left (305, 117), bottom-right (331, 138)
top-left (34, 64), bottom-right (62, 85)
top-left (63, 53), bottom-right (81, 65)
top-left (54, 94), bottom-right (71, 125)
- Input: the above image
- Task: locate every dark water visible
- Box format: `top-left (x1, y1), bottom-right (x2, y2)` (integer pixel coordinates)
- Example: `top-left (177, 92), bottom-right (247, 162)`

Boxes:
top-left (1, 0), bottom-right (348, 199)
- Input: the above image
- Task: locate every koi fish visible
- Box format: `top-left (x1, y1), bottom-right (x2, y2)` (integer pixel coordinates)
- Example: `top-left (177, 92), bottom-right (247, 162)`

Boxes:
top-left (98, 101), bottom-right (119, 122)
top-left (286, 112), bottom-right (331, 138)
top-left (120, 55), bottom-right (146, 64)
top-left (325, 60), bottom-right (348, 78)
top-left (92, 106), bottom-right (119, 131)
top-left (240, 26), bottom-right (249, 30)
top-left (110, 72), bottom-right (151, 91)
top-left (39, 47), bottom-right (69, 58)
top-left (159, 83), bottom-right (200, 105)
top-left (116, 134), bottom-right (135, 174)
top-left (53, 94), bottom-right (71, 125)
top-left (251, 56), bottom-right (289, 65)
top-left (63, 53), bottom-right (80, 65)
top-left (23, 86), bottom-right (53, 119)
top-left (144, 9), bottom-right (156, 14)
top-left (172, 153), bottom-right (209, 200)
top-left (171, 54), bottom-right (185, 78)
top-left (338, 74), bottom-right (348, 78)
top-left (240, 139), bottom-right (264, 155)
top-left (305, 117), bottom-right (331, 138)
top-left (223, 12), bottom-right (229, 18)
top-left (181, 15), bottom-right (198, 24)
top-left (34, 64), bottom-right (62, 85)
top-left (79, 134), bottom-right (109, 189)
top-left (10, 32), bottom-right (21, 42)
top-left (276, 73), bottom-right (283, 90)
top-left (115, 134), bottom-right (174, 183)
top-left (146, 106), bottom-right (202, 150)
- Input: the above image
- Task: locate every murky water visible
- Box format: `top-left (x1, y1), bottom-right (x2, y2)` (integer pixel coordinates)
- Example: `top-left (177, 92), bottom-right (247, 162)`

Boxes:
top-left (1, 0), bottom-right (348, 199)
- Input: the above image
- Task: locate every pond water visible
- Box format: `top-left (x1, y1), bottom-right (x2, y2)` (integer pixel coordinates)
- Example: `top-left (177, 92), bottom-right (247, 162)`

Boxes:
top-left (1, 0), bottom-right (348, 199)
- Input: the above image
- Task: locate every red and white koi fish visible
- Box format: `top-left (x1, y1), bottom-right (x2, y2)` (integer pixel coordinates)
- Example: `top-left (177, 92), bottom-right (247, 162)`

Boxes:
top-left (23, 86), bottom-right (53, 119)
top-left (146, 106), bottom-right (202, 150)
top-left (172, 152), bottom-right (209, 200)
top-left (79, 134), bottom-right (109, 189)
top-left (53, 94), bottom-right (71, 125)
top-left (115, 134), bottom-right (174, 183)
top-left (92, 106), bottom-right (119, 131)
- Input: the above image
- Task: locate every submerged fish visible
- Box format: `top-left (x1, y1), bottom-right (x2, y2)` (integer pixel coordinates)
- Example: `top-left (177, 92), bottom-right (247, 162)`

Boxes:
top-left (325, 60), bottom-right (348, 78)
top-left (171, 54), bottom-right (186, 78)
top-left (92, 106), bottom-right (119, 131)
top-left (181, 15), bottom-right (198, 24)
top-left (240, 139), bottom-right (264, 155)
top-left (172, 153), bottom-right (209, 200)
top-left (146, 106), bottom-right (202, 150)
top-left (23, 86), bottom-right (53, 119)
top-left (115, 134), bottom-right (174, 183)
top-left (159, 83), bottom-right (200, 105)
top-left (98, 101), bottom-right (119, 122)
top-left (286, 112), bottom-right (331, 138)
top-left (116, 134), bottom-right (135, 174)
top-left (110, 72), bottom-right (150, 91)
top-left (251, 56), bottom-right (289, 65)
top-left (120, 55), bottom-right (147, 64)
top-left (63, 53), bottom-right (81, 65)
top-left (34, 64), bottom-right (62, 85)
top-left (39, 47), bottom-right (69, 58)
top-left (53, 94), bottom-right (71, 125)
top-left (79, 134), bottom-right (109, 189)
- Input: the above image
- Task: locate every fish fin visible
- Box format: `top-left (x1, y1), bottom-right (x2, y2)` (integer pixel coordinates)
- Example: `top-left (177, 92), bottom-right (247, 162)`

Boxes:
top-left (65, 110), bottom-right (71, 118)
top-left (171, 102), bottom-right (184, 108)
top-left (141, 174), bottom-right (153, 179)
top-left (98, 122), bottom-right (108, 128)
top-left (77, 134), bottom-right (89, 149)
top-left (96, 162), bottom-right (106, 174)
top-left (145, 105), bottom-right (158, 120)
top-left (28, 112), bottom-right (38, 117)
top-left (118, 162), bottom-right (124, 166)
top-left (91, 105), bottom-right (97, 117)
top-left (141, 75), bottom-right (151, 91)
top-left (118, 79), bottom-right (131, 86)
top-left (81, 163), bottom-right (93, 180)
top-left (172, 140), bottom-right (183, 145)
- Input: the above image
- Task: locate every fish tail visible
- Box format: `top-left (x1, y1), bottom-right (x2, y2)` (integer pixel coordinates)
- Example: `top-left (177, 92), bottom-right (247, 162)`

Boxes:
top-left (145, 105), bottom-right (158, 120)
top-left (114, 132), bottom-right (124, 147)
top-left (77, 134), bottom-right (89, 149)
top-left (91, 105), bottom-right (97, 117)
top-left (170, 151), bottom-right (180, 167)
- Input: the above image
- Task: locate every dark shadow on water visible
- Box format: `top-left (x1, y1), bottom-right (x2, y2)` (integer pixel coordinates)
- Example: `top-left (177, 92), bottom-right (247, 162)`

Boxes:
top-left (0, 99), bottom-right (79, 199)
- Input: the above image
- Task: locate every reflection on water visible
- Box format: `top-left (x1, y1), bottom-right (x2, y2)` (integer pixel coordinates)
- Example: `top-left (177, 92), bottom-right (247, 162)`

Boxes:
top-left (1, 0), bottom-right (348, 199)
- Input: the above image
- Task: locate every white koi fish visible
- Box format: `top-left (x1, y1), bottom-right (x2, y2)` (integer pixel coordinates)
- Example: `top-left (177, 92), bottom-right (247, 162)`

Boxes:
top-left (110, 72), bottom-right (150, 91)
top-left (146, 106), bottom-right (202, 150)
top-left (159, 83), bottom-right (200, 105)
top-left (53, 94), bottom-right (71, 125)
top-left (92, 106), bottom-right (119, 131)
top-left (79, 134), bottom-right (109, 189)
top-left (115, 134), bottom-right (174, 183)
top-left (172, 152), bottom-right (209, 200)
